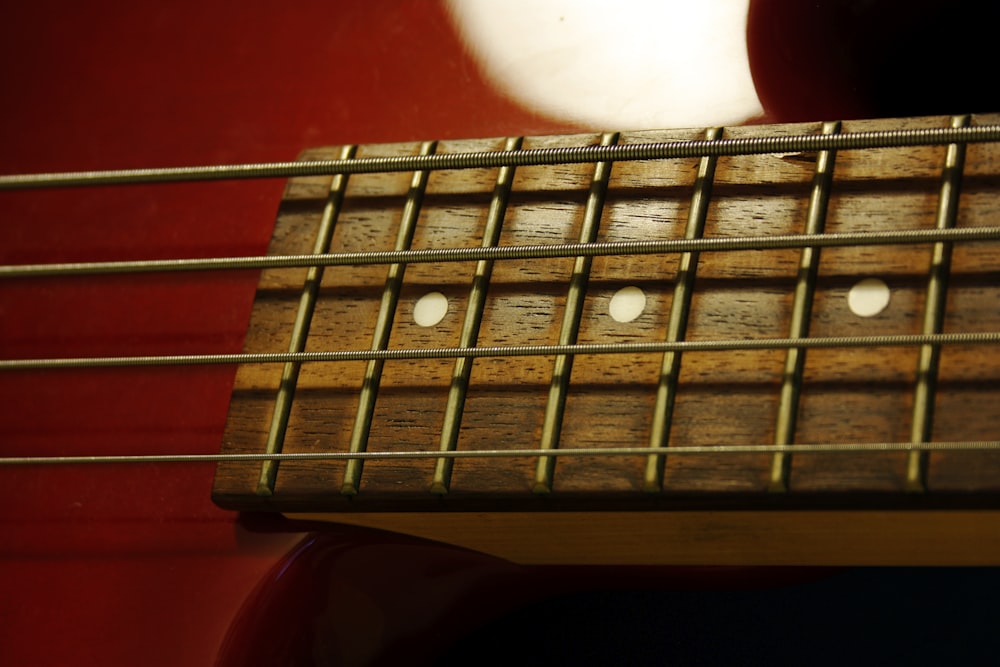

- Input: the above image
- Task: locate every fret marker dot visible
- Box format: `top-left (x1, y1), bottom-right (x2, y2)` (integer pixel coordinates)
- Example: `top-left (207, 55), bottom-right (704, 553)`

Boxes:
top-left (848, 278), bottom-right (890, 317)
top-left (609, 286), bottom-right (646, 323)
top-left (413, 292), bottom-right (448, 327)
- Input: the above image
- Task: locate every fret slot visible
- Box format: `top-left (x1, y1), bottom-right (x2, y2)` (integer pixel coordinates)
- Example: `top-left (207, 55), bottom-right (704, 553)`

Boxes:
top-left (643, 127), bottom-right (722, 492)
top-left (661, 122), bottom-right (822, 493)
top-left (792, 117), bottom-right (968, 492)
top-left (431, 137), bottom-right (522, 494)
top-left (440, 134), bottom-right (603, 497)
top-left (927, 132), bottom-right (1000, 491)
top-left (533, 132), bottom-right (620, 493)
top-left (554, 127), bottom-right (707, 495)
top-left (906, 115), bottom-right (970, 491)
top-left (255, 144), bottom-right (356, 495)
top-left (341, 141), bottom-right (437, 496)
top-left (769, 121), bottom-right (841, 492)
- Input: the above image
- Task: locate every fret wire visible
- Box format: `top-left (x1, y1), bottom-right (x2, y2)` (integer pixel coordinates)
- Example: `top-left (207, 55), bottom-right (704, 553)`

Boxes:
top-left (256, 144), bottom-right (356, 496)
top-left (7, 225), bottom-right (1000, 279)
top-left (431, 136), bottom-right (523, 495)
top-left (341, 141), bottom-right (437, 496)
top-left (769, 121), bottom-right (841, 492)
top-left (4, 124), bottom-right (1000, 190)
top-left (4, 332), bottom-right (999, 370)
top-left (534, 132), bottom-right (619, 494)
top-left (906, 115), bottom-right (969, 492)
top-left (643, 127), bottom-right (722, 492)
top-left (4, 440), bottom-right (1000, 467)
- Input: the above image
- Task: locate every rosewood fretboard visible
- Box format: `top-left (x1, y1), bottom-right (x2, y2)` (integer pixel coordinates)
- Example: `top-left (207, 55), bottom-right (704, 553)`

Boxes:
top-left (211, 114), bottom-right (1000, 524)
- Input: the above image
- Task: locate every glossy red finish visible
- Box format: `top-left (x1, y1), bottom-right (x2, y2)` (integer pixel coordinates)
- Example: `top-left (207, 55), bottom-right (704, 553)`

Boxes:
top-left (216, 521), bottom-right (832, 667)
top-left (0, 2), bottom-right (567, 664)
top-left (217, 527), bottom-right (528, 667)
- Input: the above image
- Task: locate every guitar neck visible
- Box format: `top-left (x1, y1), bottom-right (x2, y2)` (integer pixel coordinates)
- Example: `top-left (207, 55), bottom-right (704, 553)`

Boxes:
top-left (212, 115), bottom-right (1000, 530)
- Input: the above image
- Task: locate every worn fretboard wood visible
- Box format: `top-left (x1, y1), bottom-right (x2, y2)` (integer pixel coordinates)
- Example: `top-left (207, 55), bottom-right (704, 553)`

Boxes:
top-left (214, 115), bottom-right (1000, 554)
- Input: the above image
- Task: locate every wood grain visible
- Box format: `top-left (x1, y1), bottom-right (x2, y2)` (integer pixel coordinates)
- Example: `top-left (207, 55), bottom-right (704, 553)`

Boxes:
top-left (214, 116), bottom-right (1000, 563)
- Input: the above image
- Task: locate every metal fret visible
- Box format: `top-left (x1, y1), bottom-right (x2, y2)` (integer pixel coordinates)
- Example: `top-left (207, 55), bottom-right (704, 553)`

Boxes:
top-left (906, 115), bottom-right (969, 492)
top-left (341, 141), bottom-right (437, 496)
top-left (431, 137), bottom-right (522, 495)
top-left (256, 144), bottom-right (356, 496)
top-left (533, 132), bottom-right (619, 494)
top-left (769, 121), bottom-right (841, 492)
top-left (642, 127), bottom-right (722, 492)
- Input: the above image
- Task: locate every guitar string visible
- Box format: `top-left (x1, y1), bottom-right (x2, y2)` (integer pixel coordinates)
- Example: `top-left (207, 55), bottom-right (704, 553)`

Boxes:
top-left (3, 124), bottom-right (1000, 472)
top-left (2, 441), bottom-right (1000, 467)
top-left (2, 123), bottom-right (1000, 189)
top-left (3, 332), bottom-right (999, 370)
top-left (4, 226), bottom-right (1000, 278)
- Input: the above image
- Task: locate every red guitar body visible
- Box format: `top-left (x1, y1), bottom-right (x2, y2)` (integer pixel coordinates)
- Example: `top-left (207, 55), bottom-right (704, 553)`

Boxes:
top-left (2, 1), bottom-right (997, 664)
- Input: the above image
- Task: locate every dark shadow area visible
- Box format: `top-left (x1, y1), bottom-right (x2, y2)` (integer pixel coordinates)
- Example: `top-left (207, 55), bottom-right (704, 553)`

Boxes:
top-left (438, 567), bottom-right (1000, 666)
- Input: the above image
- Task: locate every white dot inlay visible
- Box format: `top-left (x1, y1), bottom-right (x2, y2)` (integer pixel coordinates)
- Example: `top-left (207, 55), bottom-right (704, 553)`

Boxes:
top-left (608, 286), bottom-right (647, 323)
top-left (848, 278), bottom-right (891, 318)
top-left (413, 292), bottom-right (448, 327)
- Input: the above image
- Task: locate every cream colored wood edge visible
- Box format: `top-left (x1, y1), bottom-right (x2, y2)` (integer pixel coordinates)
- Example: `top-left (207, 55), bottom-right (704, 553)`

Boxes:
top-left (285, 510), bottom-right (1000, 566)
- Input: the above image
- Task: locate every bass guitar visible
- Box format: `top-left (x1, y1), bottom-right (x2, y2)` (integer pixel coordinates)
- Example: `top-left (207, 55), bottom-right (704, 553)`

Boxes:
top-left (3, 1), bottom-right (999, 664)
